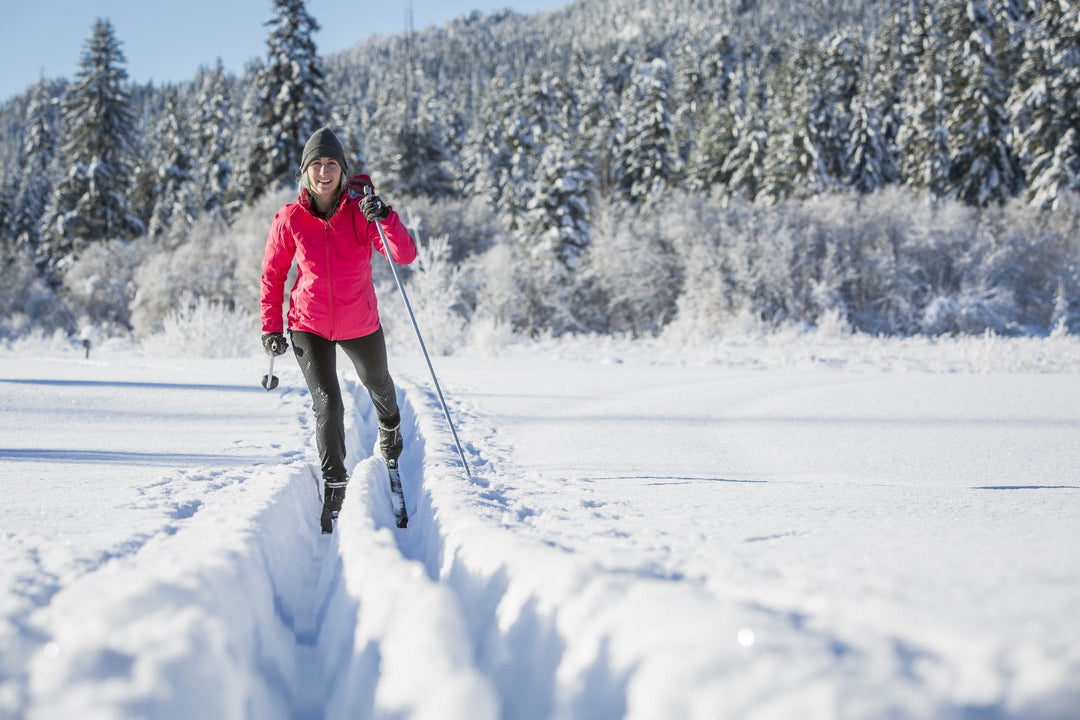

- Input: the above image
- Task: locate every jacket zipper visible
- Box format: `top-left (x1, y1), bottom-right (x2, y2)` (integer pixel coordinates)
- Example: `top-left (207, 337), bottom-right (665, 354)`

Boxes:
top-left (324, 220), bottom-right (335, 339)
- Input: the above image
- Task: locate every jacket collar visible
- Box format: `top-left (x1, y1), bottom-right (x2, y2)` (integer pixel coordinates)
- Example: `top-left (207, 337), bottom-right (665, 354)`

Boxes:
top-left (298, 187), bottom-right (348, 220)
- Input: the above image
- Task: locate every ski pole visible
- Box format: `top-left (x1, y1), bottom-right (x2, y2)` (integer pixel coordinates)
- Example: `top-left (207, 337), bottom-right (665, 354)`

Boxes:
top-left (261, 355), bottom-right (279, 391)
top-left (365, 187), bottom-right (472, 480)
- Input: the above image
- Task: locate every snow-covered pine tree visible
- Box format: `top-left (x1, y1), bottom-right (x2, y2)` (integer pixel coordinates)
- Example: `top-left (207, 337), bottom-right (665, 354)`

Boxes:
top-left (613, 57), bottom-right (680, 206)
top-left (147, 92), bottom-right (199, 243)
top-left (521, 133), bottom-right (594, 275)
top-left (861, 11), bottom-right (910, 191)
top-left (673, 31), bottom-right (736, 180)
top-left (245, 0), bottom-right (327, 202)
top-left (328, 100), bottom-right (364, 179)
top-left (0, 180), bottom-right (17, 255)
top-left (759, 43), bottom-right (825, 202)
top-left (458, 75), bottom-right (512, 203)
top-left (811, 31), bottom-right (860, 186)
top-left (499, 71), bottom-right (565, 231)
top-left (587, 48), bottom-right (635, 198)
top-left (12, 79), bottom-right (58, 266)
top-left (39, 18), bottom-right (143, 285)
top-left (516, 133), bottom-right (594, 335)
top-left (192, 60), bottom-right (234, 216)
top-left (896, 1), bottom-right (953, 198)
top-left (1009, 0), bottom-right (1080, 209)
top-left (684, 32), bottom-right (739, 191)
top-left (722, 61), bottom-right (769, 201)
top-left (845, 67), bottom-right (895, 194)
top-left (229, 59), bottom-right (263, 206)
top-left (386, 100), bottom-right (456, 199)
top-left (942, 0), bottom-right (1021, 206)
top-left (575, 51), bottom-right (622, 200)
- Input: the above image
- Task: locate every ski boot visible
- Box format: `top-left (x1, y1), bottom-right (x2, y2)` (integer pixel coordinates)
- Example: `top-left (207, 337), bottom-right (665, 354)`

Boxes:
top-left (378, 414), bottom-right (408, 527)
top-left (321, 478), bottom-right (347, 534)
top-left (378, 413), bottom-right (403, 462)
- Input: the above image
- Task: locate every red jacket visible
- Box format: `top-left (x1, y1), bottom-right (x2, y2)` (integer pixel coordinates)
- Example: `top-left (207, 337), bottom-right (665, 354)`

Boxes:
top-left (261, 181), bottom-right (417, 341)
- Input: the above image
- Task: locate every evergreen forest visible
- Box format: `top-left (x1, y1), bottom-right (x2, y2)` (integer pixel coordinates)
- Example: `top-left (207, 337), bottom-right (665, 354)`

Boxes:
top-left (0, 0), bottom-right (1078, 351)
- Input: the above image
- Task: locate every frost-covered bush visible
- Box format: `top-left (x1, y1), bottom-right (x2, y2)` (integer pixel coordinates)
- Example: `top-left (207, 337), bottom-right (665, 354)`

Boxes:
top-left (662, 193), bottom-right (741, 342)
top-left (399, 233), bottom-right (467, 356)
top-left (398, 194), bottom-right (507, 262)
top-left (0, 250), bottom-right (71, 339)
top-left (465, 241), bottom-right (522, 350)
top-left (661, 187), bottom-right (1080, 340)
top-left (130, 191), bottom-right (285, 339)
top-left (61, 239), bottom-right (140, 336)
top-left (142, 294), bottom-right (255, 358)
top-left (588, 199), bottom-right (682, 337)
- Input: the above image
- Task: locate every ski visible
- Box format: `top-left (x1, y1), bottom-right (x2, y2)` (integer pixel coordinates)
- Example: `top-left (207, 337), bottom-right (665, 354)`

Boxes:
top-left (387, 459), bottom-right (408, 528)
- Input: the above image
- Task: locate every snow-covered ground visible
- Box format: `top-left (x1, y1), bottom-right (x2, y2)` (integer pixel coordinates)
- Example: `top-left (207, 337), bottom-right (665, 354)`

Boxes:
top-left (1, 331), bottom-right (1079, 720)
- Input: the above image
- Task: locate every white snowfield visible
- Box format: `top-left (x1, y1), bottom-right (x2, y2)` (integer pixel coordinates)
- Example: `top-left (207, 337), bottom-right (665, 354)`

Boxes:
top-left (1, 333), bottom-right (1079, 720)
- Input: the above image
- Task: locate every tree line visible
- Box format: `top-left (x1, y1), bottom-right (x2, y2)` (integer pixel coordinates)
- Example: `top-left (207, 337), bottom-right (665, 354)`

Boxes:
top-left (0, 0), bottom-right (1077, 346)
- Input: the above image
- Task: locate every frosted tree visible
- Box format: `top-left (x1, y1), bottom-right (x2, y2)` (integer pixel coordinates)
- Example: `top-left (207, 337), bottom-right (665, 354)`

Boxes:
top-left (229, 59), bottom-right (263, 205)
top-left (845, 72), bottom-right (895, 194)
top-left (1009, 0), bottom-right (1080, 209)
top-left (811, 32), bottom-right (860, 185)
top-left (192, 60), bottom-right (234, 216)
top-left (147, 92), bottom-right (199, 243)
top-left (13, 79), bottom-right (58, 265)
top-left (246, 0), bottom-right (327, 202)
top-left (673, 31), bottom-right (736, 175)
top-left (587, 200), bottom-right (681, 337)
top-left (497, 71), bottom-right (568, 230)
top-left (521, 133), bottom-right (594, 273)
top-left (0, 180), bottom-right (17, 254)
top-left (759, 44), bottom-right (825, 202)
top-left (722, 65), bottom-right (769, 201)
top-left (40, 18), bottom-right (142, 284)
top-left (896, 2), bottom-right (954, 198)
top-left (614, 57), bottom-right (680, 205)
top-left (685, 33), bottom-right (739, 190)
top-left (942, 0), bottom-right (1021, 206)
top-left (386, 100), bottom-right (456, 199)
top-left (458, 77), bottom-right (512, 202)
top-left (582, 47), bottom-right (636, 199)
top-left (516, 135), bottom-right (594, 334)
top-left (863, 9), bottom-right (913, 191)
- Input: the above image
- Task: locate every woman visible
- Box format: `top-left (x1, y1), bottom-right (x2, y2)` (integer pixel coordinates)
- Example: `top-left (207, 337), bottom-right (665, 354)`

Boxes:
top-left (260, 126), bottom-right (417, 533)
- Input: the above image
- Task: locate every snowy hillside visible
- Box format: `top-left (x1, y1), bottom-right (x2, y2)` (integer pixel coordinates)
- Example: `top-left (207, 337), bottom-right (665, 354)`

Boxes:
top-left (2, 332), bottom-right (1079, 719)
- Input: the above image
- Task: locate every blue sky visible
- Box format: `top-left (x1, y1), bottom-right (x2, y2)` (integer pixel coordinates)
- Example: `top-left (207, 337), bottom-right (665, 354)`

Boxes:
top-left (0, 0), bottom-right (571, 103)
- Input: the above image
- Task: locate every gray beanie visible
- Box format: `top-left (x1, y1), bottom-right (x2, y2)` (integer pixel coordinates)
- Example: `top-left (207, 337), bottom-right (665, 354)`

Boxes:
top-left (300, 127), bottom-right (348, 173)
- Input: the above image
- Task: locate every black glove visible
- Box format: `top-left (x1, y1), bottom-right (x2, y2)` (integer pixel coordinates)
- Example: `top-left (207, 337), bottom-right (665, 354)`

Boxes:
top-left (360, 194), bottom-right (390, 222)
top-left (262, 332), bottom-right (288, 356)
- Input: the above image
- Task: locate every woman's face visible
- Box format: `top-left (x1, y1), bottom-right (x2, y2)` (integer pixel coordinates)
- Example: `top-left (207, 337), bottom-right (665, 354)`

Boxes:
top-left (306, 157), bottom-right (342, 198)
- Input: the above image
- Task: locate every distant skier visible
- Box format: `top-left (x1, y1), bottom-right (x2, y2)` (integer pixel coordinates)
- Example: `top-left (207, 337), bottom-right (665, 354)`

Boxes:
top-left (260, 126), bottom-right (417, 533)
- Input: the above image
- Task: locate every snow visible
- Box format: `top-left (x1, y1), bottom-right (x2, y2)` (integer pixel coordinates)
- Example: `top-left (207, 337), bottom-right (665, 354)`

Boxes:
top-left (2, 332), bottom-right (1079, 719)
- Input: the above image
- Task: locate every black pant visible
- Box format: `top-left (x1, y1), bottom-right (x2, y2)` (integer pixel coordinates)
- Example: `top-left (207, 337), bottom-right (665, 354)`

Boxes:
top-left (290, 328), bottom-right (399, 482)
